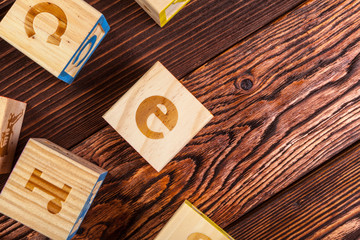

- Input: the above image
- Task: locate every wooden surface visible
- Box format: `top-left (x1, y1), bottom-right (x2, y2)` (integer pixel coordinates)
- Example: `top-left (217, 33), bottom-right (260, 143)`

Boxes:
top-left (2, 0), bottom-right (360, 239)
top-left (0, 0), bottom-right (306, 151)
top-left (226, 140), bottom-right (360, 240)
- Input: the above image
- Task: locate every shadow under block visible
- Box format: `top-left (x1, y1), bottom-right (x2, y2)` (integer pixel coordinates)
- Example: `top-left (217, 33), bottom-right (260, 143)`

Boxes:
top-left (0, 96), bottom-right (26, 174)
top-left (103, 61), bottom-right (213, 172)
top-left (135, 0), bottom-right (190, 27)
top-left (0, 138), bottom-right (107, 240)
top-left (0, 0), bottom-right (110, 84)
top-left (155, 200), bottom-right (234, 240)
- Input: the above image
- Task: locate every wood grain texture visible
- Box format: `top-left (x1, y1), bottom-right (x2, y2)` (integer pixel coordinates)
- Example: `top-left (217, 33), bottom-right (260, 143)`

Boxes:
top-left (2, 0), bottom-right (359, 239)
top-left (0, 0), bottom-right (11, 11)
top-left (226, 140), bottom-right (360, 239)
top-left (0, 0), bottom-right (306, 152)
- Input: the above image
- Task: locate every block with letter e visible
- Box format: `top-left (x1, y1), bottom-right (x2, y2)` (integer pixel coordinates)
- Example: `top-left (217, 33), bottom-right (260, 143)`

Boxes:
top-left (103, 61), bottom-right (213, 171)
top-left (0, 138), bottom-right (107, 240)
top-left (136, 0), bottom-right (190, 27)
top-left (0, 96), bottom-right (26, 174)
top-left (0, 0), bottom-right (110, 83)
top-left (155, 200), bottom-right (235, 240)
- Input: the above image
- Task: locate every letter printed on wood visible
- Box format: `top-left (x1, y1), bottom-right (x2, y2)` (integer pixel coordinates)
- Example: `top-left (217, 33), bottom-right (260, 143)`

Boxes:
top-left (0, 96), bottom-right (26, 174)
top-left (0, 138), bottom-right (107, 240)
top-left (0, 0), bottom-right (110, 83)
top-left (135, 0), bottom-right (190, 27)
top-left (103, 61), bottom-right (213, 172)
top-left (155, 200), bottom-right (235, 240)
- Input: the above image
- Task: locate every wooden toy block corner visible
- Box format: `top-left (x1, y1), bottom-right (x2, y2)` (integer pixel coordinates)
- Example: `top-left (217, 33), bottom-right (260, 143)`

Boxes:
top-left (135, 0), bottom-right (190, 27)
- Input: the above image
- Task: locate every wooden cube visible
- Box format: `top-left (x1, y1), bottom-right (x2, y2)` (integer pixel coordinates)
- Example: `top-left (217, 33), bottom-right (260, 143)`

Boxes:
top-left (0, 138), bottom-right (107, 240)
top-left (103, 61), bottom-right (213, 171)
top-left (155, 200), bottom-right (234, 240)
top-left (0, 0), bottom-right (110, 84)
top-left (0, 96), bottom-right (26, 174)
top-left (135, 0), bottom-right (190, 27)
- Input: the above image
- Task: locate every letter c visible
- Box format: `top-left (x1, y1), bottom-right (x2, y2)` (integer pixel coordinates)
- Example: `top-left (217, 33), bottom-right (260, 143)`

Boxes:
top-left (136, 96), bottom-right (178, 139)
top-left (25, 2), bottom-right (67, 46)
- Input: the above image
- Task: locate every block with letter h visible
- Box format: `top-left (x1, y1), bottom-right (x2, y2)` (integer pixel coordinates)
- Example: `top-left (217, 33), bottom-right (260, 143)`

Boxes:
top-left (103, 61), bottom-right (213, 172)
top-left (155, 200), bottom-right (235, 240)
top-left (0, 96), bottom-right (26, 174)
top-left (0, 0), bottom-right (110, 83)
top-left (0, 138), bottom-right (107, 240)
top-left (135, 0), bottom-right (191, 27)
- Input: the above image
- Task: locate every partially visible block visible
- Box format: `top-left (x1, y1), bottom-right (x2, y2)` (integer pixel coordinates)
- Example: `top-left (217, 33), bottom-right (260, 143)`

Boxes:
top-left (0, 96), bottom-right (26, 174)
top-left (0, 138), bottom-right (107, 240)
top-left (155, 200), bottom-right (235, 240)
top-left (103, 61), bottom-right (213, 171)
top-left (135, 0), bottom-right (190, 27)
top-left (0, 0), bottom-right (110, 83)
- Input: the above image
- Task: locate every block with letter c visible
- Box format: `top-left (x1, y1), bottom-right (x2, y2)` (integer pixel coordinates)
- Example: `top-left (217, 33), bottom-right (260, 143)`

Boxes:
top-left (103, 61), bottom-right (213, 172)
top-left (0, 0), bottom-right (110, 84)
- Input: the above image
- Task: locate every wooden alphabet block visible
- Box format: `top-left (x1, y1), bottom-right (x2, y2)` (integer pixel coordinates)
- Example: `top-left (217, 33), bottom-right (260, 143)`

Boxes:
top-left (103, 61), bottom-right (213, 171)
top-left (0, 138), bottom-right (107, 240)
top-left (155, 200), bottom-right (234, 240)
top-left (135, 0), bottom-right (190, 27)
top-left (0, 0), bottom-right (110, 84)
top-left (0, 96), bottom-right (26, 174)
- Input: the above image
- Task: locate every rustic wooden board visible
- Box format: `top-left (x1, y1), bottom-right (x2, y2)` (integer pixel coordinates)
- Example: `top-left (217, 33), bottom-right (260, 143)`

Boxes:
top-left (226, 141), bottom-right (360, 239)
top-left (4, 0), bottom-right (360, 239)
top-left (2, 0), bottom-right (359, 239)
top-left (0, 0), bottom-right (306, 151)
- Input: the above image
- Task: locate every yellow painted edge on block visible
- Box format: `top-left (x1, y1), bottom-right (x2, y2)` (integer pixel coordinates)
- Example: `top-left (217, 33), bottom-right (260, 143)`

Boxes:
top-left (185, 200), bottom-right (235, 240)
top-left (159, 0), bottom-right (191, 27)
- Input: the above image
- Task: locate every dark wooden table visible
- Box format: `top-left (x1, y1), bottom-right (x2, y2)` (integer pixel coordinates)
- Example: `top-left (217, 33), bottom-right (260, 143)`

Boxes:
top-left (1, 0), bottom-right (360, 239)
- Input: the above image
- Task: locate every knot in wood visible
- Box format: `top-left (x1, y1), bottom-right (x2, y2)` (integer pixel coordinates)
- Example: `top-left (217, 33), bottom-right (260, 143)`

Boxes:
top-left (241, 78), bottom-right (253, 90)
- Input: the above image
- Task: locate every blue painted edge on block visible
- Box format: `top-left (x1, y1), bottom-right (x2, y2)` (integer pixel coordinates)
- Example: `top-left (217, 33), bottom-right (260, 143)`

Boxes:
top-left (67, 171), bottom-right (108, 240)
top-left (58, 15), bottom-right (110, 84)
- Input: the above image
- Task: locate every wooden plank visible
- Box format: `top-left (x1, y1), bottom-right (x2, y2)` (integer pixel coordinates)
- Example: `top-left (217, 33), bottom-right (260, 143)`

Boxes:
top-left (0, 0), bottom-right (11, 11)
top-left (225, 141), bottom-right (360, 239)
top-left (0, 0), bottom-right (306, 150)
top-left (2, 0), bottom-right (359, 238)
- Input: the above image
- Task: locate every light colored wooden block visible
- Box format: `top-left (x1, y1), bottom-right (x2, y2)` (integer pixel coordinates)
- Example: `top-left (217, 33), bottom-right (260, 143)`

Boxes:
top-left (0, 0), bottom-right (110, 84)
top-left (155, 200), bottom-right (234, 240)
top-left (135, 0), bottom-right (190, 27)
top-left (103, 61), bottom-right (213, 172)
top-left (0, 138), bottom-right (107, 240)
top-left (0, 96), bottom-right (26, 174)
